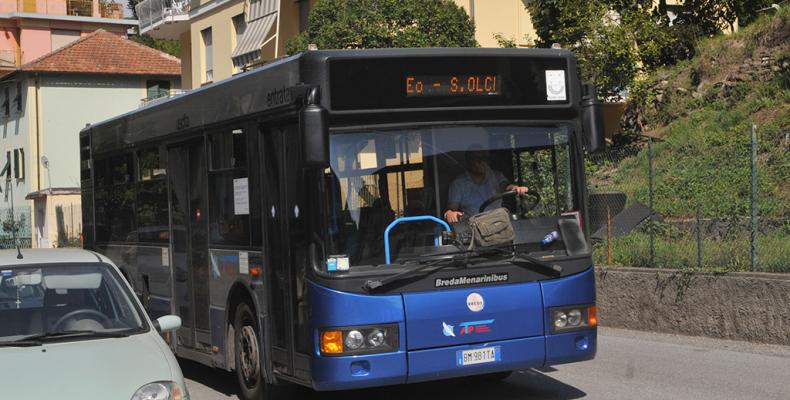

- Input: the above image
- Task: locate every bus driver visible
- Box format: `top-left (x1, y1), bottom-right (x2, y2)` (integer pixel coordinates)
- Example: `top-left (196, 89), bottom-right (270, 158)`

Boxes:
top-left (444, 146), bottom-right (529, 223)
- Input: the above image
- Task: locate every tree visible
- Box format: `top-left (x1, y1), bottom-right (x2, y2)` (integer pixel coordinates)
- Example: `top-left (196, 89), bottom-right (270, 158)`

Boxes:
top-left (524, 0), bottom-right (695, 99)
top-left (132, 35), bottom-right (181, 58)
top-left (285, 0), bottom-right (477, 54)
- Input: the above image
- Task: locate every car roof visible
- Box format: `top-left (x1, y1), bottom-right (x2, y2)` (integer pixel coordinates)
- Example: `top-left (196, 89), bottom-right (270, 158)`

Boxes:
top-left (0, 248), bottom-right (111, 267)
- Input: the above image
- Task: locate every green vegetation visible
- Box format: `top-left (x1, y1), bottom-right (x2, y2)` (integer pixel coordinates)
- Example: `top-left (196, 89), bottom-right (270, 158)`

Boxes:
top-left (593, 226), bottom-right (790, 272)
top-left (524, 0), bottom-right (778, 99)
top-left (589, 8), bottom-right (790, 272)
top-left (285, 0), bottom-right (476, 54)
top-left (132, 35), bottom-right (181, 58)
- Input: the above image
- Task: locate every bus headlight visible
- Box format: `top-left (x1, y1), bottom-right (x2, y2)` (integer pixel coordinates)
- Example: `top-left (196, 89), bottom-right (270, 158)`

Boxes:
top-left (567, 309), bottom-right (582, 326)
top-left (554, 312), bottom-right (568, 329)
top-left (367, 329), bottom-right (386, 347)
top-left (320, 324), bottom-right (399, 356)
top-left (345, 330), bottom-right (364, 350)
top-left (550, 304), bottom-right (597, 333)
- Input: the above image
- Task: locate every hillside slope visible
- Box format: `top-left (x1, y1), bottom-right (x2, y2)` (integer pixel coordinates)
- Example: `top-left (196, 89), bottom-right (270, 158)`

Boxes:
top-left (588, 9), bottom-right (789, 271)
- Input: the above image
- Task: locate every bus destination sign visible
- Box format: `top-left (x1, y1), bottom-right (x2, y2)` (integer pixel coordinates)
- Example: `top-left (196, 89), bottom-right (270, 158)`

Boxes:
top-left (405, 75), bottom-right (500, 97)
top-left (329, 57), bottom-right (570, 110)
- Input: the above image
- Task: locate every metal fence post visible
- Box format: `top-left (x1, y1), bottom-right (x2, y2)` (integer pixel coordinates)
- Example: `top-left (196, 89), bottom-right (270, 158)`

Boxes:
top-left (696, 206), bottom-right (702, 269)
top-left (607, 206), bottom-right (613, 265)
top-left (648, 136), bottom-right (655, 267)
top-left (750, 124), bottom-right (758, 272)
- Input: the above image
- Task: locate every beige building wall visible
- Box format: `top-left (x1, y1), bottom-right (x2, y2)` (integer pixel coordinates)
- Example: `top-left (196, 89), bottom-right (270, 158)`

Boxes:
top-left (180, 31), bottom-right (193, 89)
top-left (189, 1), bottom-right (246, 86)
top-left (33, 193), bottom-right (82, 248)
top-left (454, 0), bottom-right (535, 47)
top-left (177, 0), bottom-right (313, 88)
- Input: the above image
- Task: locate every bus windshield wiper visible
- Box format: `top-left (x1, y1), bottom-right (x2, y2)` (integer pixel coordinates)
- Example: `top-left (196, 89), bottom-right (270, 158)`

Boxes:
top-left (363, 256), bottom-right (466, 293)
top-left (508, 253), bottom-right (563, 277)
top-left (481, 244), bottom-right (564, 277)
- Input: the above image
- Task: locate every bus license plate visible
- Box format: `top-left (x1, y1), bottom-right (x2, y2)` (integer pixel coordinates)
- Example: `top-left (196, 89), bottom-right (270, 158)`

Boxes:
top-left (456, 346), bottom-right (501, 366)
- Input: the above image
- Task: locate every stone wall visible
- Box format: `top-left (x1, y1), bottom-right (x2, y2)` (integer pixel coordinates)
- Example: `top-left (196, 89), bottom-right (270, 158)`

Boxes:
top-left (596, 267), bottom-right (790, 345)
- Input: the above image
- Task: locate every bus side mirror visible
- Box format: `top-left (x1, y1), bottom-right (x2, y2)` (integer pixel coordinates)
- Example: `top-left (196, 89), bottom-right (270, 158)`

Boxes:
top-left (581, 83), bottom-right (605, 153)
top-left (300, 91), bottom-right (329, 168)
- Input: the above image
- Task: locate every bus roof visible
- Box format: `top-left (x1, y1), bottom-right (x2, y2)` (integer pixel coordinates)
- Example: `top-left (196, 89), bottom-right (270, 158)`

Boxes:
top-left (85, 48), bottom-right (578, 154)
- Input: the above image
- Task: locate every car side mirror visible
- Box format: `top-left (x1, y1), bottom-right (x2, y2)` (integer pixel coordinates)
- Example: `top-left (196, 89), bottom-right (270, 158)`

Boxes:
top-left (154, 315), bottom-right (181, 333)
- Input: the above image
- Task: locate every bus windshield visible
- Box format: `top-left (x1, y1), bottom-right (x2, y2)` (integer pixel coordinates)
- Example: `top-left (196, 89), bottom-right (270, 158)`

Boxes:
top-left (324, 125), bottom-right (577, 267)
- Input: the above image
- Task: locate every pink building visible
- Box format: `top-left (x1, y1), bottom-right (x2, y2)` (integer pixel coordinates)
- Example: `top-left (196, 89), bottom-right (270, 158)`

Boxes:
top-left (0, 0), bottom-right (134, 74)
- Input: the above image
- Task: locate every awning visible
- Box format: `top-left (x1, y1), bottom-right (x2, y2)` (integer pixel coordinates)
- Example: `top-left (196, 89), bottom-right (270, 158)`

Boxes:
top-left (231, 0), bottom-right (278, 68)
top-left (25, 187), bottom-right (81, 200)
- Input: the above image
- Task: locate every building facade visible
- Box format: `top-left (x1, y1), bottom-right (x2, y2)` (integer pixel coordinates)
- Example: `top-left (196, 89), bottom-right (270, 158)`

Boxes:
top-left (453, 0), bottom-right (537, 48)
top-left (137, 0), bottom-right (538, 89)
top-left (0, 30), bottom-right (180, 248)
top-left (137, 0), bottom-right (315, 89)
top-left (0, 0), bottom-right (134, 75)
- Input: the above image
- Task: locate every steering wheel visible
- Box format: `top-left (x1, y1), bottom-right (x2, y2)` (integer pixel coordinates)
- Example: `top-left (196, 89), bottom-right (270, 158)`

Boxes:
top-left (478, 190), bottom-right (541, 215)
top-left (52, 309), bottom-right (111, 331)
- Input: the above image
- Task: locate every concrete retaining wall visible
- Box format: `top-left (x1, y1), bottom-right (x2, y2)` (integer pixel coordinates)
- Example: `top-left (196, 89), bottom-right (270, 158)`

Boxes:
top-left (595, 267), bottom-right (790, 345)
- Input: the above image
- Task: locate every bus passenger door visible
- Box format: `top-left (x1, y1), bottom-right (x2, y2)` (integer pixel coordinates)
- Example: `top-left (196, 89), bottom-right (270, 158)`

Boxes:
top-left (259, 124), bottom-right (299, 377)
top-left (167, 140), bottom-right (211, 351)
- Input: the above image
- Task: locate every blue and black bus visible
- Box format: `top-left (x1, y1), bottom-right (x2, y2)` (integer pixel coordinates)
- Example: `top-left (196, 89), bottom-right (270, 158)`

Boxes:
top-left (80, 48), bottom-right (605, 399)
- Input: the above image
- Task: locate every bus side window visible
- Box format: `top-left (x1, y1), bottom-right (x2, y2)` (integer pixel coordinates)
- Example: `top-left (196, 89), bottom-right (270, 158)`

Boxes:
top-left (136, 148), bottom-right (169, 243)
top-left (94, 154), bottom-right (136, 243)
top-left (208, 128), bottom-right (251, 246)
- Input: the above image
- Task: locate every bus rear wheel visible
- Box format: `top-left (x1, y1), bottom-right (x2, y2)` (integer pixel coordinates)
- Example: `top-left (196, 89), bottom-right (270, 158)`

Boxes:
top-left (234, 303), bottom-right (267, 400)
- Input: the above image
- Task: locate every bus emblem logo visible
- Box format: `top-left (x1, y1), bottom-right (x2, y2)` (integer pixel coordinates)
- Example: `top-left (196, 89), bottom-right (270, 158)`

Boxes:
top-left (466, 293), bottom-right (484, 312)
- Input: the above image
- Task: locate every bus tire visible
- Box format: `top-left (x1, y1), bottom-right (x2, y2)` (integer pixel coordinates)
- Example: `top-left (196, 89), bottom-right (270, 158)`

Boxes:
top-left (234, 303), bottom-right (267, 400)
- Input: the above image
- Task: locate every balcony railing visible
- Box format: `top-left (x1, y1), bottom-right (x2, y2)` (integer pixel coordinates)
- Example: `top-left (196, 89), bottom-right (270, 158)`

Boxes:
top-left (67, 0), bottom-right (93, 17)
top-left (140, 89), bottom-right (188, 107)
top-left (100, 2), bottom-right (124, 19)
top-left (0, 50), bottom-right (19, 70)
top-left (136, 0), bottom-right (191, 34)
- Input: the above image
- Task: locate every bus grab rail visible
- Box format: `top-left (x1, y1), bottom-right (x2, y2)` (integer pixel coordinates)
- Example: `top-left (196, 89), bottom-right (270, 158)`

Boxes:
top-left (384, 216), bottom-right (452, 264)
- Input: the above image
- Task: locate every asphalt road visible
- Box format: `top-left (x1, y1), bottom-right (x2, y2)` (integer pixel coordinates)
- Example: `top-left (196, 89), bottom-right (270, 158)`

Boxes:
top-left (182, 327), bottom-right (790, 400)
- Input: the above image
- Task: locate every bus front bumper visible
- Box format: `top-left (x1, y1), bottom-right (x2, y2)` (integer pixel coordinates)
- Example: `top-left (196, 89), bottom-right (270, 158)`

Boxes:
top-left (311, 328), bottom-right (596, 391)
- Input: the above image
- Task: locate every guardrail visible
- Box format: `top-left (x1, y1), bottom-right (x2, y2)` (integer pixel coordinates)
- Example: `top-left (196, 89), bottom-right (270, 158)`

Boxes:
top-left (136, 0), bottom-right (190, 33)
top-left (0, 50), bottom-right (18, 70)
top-left (140, 89), bottom-right (188, 107)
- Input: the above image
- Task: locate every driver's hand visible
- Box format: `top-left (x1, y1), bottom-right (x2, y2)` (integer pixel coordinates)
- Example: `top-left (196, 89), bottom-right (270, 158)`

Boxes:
top-left (507, 185), bottom-right (529, 195)
top-left (445, 210), bottom-right (464, 223)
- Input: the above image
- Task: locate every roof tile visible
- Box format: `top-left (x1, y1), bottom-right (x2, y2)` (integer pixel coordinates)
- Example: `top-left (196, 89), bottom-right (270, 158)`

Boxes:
top-left (20, 30), bottom-right (180, 76)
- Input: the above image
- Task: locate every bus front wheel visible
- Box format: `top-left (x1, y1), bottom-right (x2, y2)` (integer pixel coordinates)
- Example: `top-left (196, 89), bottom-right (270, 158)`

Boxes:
top-left (234, 303), bottom-right (267, 400)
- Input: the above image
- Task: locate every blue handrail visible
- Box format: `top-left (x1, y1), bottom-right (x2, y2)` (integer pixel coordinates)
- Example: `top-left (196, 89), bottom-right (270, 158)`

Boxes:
top-left (384, 216), bottom-right (452, 264)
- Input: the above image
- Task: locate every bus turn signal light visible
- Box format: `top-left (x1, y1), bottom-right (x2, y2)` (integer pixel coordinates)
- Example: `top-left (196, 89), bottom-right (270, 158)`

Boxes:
top-left (588, 305), bottom-right (598, 327)
top-left (321, 330), bottom-right (343, 354)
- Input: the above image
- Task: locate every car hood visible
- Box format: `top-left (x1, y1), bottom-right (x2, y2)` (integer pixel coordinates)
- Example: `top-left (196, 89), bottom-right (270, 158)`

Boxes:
top-left (0, 332), bottom-right (176, 400)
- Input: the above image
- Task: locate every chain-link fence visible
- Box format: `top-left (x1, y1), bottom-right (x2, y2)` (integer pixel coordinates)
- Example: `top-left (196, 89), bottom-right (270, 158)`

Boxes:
top-left (586, 125), bottom-right (789, 273)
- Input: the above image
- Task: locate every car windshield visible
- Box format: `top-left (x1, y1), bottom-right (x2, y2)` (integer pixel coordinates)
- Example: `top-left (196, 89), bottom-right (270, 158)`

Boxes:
top-left (324, 125), bottom-right (577, 267)
top-left (0, 264), bottom-right (145, 342)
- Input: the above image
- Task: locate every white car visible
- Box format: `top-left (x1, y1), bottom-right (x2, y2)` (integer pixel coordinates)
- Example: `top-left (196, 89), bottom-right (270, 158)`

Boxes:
top-left (0, 248), bottom-right (188, 400)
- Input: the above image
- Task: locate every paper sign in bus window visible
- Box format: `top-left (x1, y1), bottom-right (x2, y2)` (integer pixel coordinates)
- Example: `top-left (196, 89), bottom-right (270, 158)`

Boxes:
top-left (545, 70), bottom-right (567, 101)
top-left (233, 177), bottom-right (249, 215)
top-left (239, 251), bottom-right (249, 275)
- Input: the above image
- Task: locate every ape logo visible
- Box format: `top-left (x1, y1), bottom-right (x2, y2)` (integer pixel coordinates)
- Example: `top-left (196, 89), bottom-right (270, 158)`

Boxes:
top-left (442, 319), bottom-right (494, 337)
